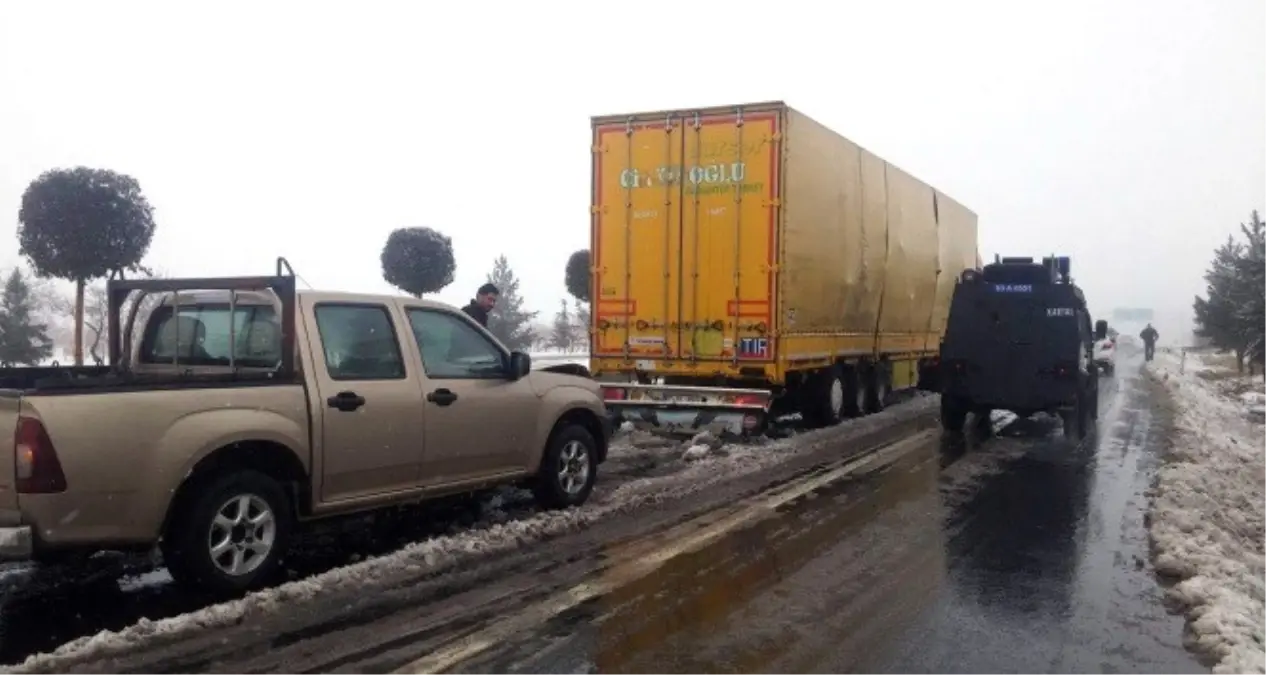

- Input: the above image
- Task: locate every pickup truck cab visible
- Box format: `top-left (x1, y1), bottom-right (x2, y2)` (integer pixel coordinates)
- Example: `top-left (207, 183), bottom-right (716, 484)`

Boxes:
top-left (0, 269), bottom-right (610, 593)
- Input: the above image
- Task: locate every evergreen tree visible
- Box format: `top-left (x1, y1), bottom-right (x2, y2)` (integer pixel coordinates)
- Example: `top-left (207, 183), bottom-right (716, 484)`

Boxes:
top-left (1194, 210), bottom-right (1266, 372)
top-left (484, 255), bottom-right (538, 351)
top-left (1194, 235), bottom-right (1243, 350)
top-left (0, 269), bottom-right (53, 366)
top-left (1233, 211), bottom-right (1265, 365)
top-left (549, 299), bottom-right (574, 352)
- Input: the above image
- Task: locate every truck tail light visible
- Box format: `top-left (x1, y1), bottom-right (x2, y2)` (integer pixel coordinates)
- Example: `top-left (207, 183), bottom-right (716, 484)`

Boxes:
top-left (15, 416), bottom-right (67, 494)
top-left (602, 387), bottom-right (626, 401)
top-left (733, 394), bottom-right (765, 407)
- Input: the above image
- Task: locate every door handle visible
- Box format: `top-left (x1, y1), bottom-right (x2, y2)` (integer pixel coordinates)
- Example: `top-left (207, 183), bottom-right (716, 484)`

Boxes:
top-left (426, 389), bottom-right (458, 407)
top-left (327, 391), bottom-right (366, 412)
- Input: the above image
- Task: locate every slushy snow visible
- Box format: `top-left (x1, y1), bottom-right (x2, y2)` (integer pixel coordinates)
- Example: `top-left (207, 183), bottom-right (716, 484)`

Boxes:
top-left (1146, 349), bottom-right (1265, 674)
top-left (5, 394), bottom-right (937, 673)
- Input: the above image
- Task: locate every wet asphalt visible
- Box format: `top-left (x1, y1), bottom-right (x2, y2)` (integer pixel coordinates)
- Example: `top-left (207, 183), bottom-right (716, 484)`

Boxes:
top-left (456, 355), bottom-right (1205, 674)
top-left (0, 355), bottom-right (1207, 673)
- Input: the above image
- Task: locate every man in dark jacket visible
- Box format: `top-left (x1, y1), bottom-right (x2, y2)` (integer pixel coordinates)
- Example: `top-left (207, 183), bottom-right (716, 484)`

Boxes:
top-left (1140, 323), bottom-right (1159, 361)
top-left (461, 283), bottom-right (499, 328)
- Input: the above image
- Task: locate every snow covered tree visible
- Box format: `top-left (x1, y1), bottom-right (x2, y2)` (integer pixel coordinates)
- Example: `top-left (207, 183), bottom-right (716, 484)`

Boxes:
top-left (18, 167), bottom-right (157, 365)
top-left (484, 255), bottom-right (537, 351)
top-left (0, 269), bottom-right (53, 366)
top-left (549, 299), bottom-right (575, 352)
top-left (381, 227), bottom-right (456, 297)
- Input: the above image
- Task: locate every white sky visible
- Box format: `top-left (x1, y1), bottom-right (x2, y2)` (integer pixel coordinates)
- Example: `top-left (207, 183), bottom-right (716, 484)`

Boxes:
top-left (2, 0), bottom-right (1263, 340)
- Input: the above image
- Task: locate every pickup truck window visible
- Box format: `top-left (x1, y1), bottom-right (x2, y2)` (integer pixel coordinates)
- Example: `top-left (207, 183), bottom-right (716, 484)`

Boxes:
top-left (407, 309), bottom-right (506, 379)
top-left (314, 304), bottom-right (406, 380)
top-left (141, 304), bottom-right (281, 367)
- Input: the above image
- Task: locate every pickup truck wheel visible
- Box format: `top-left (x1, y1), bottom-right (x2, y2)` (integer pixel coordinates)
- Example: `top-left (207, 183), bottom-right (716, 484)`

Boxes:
top-left (532, 425), bottom-right (598, 510)
top-left (162, 470), bottom-right (293, 594)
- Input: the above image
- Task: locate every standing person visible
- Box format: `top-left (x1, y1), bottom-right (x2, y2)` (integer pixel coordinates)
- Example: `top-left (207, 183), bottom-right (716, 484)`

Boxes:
top-left (462, 283), bottom-right (499, 328)
top-left (1140, 323), bottom-right (1159, 362)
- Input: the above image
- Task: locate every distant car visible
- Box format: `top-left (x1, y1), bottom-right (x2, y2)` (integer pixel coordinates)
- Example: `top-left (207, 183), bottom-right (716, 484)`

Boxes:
top-left (1093, 334), bottom-right (1116, 375)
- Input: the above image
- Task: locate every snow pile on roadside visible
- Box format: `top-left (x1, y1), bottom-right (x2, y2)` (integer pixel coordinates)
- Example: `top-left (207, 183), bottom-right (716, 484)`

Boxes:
top-left (6, 395), bottom-right (938, 673)
top-left (1146, 350), bottom-right (1265, 674)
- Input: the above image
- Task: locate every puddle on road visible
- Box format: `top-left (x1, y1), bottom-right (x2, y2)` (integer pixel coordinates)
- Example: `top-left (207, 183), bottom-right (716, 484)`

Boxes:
top-left (460, 436), bottom-right (958, 674)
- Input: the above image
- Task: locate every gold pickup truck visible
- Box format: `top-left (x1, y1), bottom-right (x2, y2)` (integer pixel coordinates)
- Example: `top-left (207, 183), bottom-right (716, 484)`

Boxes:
top-left (0, 266), bottom-right (611, 593)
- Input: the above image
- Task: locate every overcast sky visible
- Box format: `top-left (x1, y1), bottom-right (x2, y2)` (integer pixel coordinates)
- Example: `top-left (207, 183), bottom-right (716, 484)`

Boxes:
top-left (1, 0), bottom-right (1262, 339)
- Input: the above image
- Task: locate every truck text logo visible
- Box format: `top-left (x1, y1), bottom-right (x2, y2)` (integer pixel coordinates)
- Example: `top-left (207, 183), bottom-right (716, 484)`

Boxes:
top-left (619, 162), bottom-right (762, 195)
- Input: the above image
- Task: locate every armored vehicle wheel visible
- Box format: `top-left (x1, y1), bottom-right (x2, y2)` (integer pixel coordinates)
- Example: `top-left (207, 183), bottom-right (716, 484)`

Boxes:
top-left (941, 395), bottom-right (969, 433)
top-left (1062, 393), bottom-right (1088, 441)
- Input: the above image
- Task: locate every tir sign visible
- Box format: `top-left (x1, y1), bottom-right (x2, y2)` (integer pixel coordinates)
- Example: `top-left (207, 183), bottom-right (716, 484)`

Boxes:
top-left (738, 337), bottom-right (769, 357)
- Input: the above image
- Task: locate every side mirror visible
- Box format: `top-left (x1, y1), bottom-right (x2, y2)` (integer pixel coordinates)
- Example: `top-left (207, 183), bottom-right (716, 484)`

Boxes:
top-left (508, 351), bottom-right (532, 380)
top-left (1094, 319), bottom-right (1108, 341)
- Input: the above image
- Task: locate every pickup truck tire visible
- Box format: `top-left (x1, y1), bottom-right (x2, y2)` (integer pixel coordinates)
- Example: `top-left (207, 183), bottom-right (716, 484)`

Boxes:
top-left (162, 470), bottom-right (294, 594)
top-left (532, 424), bottom-right (598, 510)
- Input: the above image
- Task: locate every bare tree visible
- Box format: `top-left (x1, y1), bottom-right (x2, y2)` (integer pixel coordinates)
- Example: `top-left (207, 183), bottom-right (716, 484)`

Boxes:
top-left (79, 285), bottom-right (110, 364)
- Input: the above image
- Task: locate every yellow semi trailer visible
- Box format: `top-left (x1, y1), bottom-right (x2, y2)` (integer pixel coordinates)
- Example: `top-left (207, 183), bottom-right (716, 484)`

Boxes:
top-left (589, 101), bottom-right (978, 434)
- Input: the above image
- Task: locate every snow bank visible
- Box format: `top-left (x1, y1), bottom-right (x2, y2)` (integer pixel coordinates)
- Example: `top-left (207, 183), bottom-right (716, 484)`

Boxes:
top-left (1146, 350), bottom-right (1265, 674)
top-left (5, 395), bottom-right (937, 672)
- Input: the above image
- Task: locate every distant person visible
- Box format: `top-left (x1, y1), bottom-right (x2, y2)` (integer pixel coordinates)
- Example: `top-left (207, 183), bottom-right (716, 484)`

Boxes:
top-left (1140, 323), bottom-right (1159, 361)
top-left (461, 283), bottom-right (499, 328)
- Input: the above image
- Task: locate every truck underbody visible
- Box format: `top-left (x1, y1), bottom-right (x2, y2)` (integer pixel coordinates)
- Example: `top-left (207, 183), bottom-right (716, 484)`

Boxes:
top-left (598, 353), bottom-right (942, 438)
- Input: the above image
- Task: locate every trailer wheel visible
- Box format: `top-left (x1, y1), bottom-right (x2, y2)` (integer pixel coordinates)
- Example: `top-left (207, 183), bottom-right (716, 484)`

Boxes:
top-left (843, 366), bottom-right (866, 418)
top-left (865, 363), bottom-right (891, 414)
top-left (802, 365), bottom-right (845, 427)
